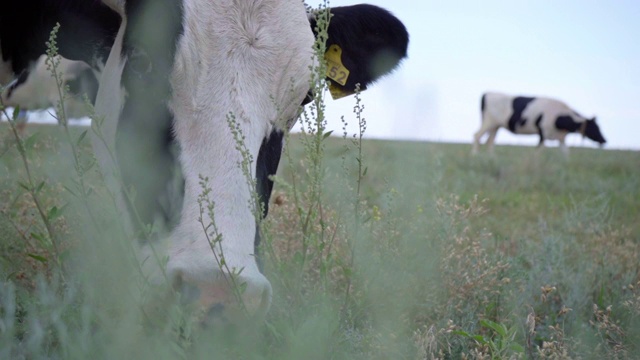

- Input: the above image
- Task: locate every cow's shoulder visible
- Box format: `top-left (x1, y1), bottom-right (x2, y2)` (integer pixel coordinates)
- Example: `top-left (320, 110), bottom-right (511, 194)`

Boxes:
top-left (527, 96), bottom-right (572, 116)
top-left (512, 96), bottom-right (536, 109)
top-left (554, 115), bottom-right (582, 132)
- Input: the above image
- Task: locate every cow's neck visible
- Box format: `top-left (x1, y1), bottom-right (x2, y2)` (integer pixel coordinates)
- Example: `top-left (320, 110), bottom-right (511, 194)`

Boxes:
top-left (165, 0), bottom-right (313, 279)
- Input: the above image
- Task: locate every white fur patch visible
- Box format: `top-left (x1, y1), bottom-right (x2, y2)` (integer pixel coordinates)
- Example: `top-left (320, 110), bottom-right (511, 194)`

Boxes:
top-left (94, 0), bottom-right (314, 311)
top-left (168, 0), bottom-right (313, 283)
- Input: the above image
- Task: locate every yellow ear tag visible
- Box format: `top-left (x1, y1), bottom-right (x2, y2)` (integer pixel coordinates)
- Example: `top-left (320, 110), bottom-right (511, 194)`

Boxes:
top-left (324, 44), bottom-right (350, 86)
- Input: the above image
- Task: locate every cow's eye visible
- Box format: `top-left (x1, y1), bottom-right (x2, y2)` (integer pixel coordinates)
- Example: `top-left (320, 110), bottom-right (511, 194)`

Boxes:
top-left (128, 47), bottom-right (153, 77)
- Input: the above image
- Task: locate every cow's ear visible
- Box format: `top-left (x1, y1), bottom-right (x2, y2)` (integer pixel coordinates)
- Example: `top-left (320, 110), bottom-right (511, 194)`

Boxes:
top-left (310, 4), bottom-right (409, 99)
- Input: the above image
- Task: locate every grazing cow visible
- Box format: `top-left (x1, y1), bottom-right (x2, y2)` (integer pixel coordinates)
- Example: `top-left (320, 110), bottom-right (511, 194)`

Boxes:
top-left (472, 92), bottom-right (606, 155)
top-left (1, 1), bottom-right (408, 321)
top-left (1, 55), bottom-right (98, 122)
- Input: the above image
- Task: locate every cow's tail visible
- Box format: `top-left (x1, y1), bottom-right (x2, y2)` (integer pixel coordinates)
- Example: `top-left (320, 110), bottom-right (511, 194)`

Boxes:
top-left (480, 93), bottom-right (487, 122)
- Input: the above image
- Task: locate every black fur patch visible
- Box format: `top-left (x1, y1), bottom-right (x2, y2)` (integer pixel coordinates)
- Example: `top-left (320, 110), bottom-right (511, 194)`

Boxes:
top-left (535, 114), bottom-right (544, 145)
top-left (0, 0), bottom-right (120, 75)
top-left (311, 4), bottom-right (408, 93)
top-left (481, 93), bottom-right (486, 113)
top-left (116, 0), bottom-right (185, 233)
top-left (508, 96), bottom-right (535, 132)
top-left (254, 130), bottom-right (285, 263)
top-left (255, 130), bottom-right (284, 219)
top-left (301, 89), bottom-right (314, 107)
top-left (584, 120), bottom-right (606, 144)
top-left (556, 116), bottom-right (606, 144)
top-left (555, 115), bottom-right (581, 132)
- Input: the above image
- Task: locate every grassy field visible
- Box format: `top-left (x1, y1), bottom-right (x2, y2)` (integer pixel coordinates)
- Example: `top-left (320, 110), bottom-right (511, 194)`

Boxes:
top-left (1, 120), bottom-right (639, 359)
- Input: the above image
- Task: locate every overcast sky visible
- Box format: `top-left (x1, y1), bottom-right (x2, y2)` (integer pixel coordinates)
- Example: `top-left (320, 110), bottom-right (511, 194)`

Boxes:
top-left (310, 0), bottom-right (640, 150)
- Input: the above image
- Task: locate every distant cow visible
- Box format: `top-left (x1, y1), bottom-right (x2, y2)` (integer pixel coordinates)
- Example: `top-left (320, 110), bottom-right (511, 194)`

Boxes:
top-left (2, 1), bottom-right (408, 322)
top-left (472, 92), bottom-right (606, 155)
top-left (1, 55), bottom-right (98, 122)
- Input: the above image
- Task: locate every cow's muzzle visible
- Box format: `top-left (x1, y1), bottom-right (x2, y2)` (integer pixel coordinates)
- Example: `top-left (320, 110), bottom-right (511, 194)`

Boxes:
top-left (178, 270), bottom-right (272, 324)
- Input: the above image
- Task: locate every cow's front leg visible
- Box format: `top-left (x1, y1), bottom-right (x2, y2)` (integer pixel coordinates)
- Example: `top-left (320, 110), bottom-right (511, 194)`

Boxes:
top-left (558, 133), bottom-right (569, 158)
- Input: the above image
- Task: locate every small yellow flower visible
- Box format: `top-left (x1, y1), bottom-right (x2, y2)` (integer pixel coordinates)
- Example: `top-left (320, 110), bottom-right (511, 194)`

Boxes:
top-left (372, 205), bottom-right (382, 221)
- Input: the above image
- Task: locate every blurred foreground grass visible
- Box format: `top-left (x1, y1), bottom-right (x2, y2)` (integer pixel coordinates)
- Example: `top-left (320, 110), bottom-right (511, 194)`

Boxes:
top-left (1, 122), bottom-right (639, 359)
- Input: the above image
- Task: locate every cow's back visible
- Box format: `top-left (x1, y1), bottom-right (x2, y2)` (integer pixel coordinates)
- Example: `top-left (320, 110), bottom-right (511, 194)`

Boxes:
top-left (523, 97), bottom-right (586, 140)
top-left (524, 97), bottom-right (571, 118)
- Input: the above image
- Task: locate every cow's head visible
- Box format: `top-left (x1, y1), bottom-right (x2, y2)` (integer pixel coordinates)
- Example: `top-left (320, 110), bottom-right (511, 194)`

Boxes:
top-left (95, 1), bottom-right (408, 323)
top-left (584, 117), bottom-right (606, 146)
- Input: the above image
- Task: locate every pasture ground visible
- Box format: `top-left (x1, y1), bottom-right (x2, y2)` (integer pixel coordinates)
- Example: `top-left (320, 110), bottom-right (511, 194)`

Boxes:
top-left (1, 121), bottom-right (639, 359)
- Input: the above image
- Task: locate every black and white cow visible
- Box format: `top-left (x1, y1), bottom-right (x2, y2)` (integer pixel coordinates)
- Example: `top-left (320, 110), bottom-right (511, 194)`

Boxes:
top-left (1, 55), bottom-right (98, 122)
top-left (1, 1), bottom-right (408, 320)
top-left (472, 92), bottom-right (606, 155)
